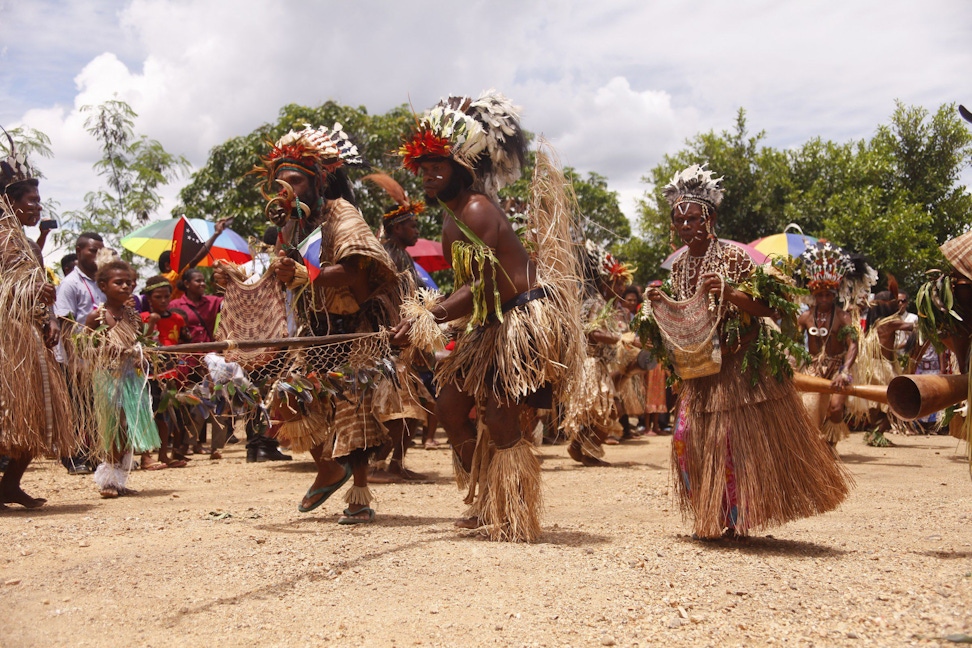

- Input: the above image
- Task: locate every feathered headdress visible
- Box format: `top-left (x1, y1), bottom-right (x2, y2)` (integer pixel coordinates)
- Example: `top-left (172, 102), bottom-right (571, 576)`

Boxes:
top-left (252, 123), bottom-right (364, 223)
top-left (799, 242), bottom-right (876, 305)
top-left (358, 172), bottom-right (426, 227)
top-left (399, 90), bottom-right (527, 198)
top-left (662, 163), bottom-right (724, 214)
top-left (585, 240), bottom-right (634, 286)
top-left (382, 201), bottom-right (425, 227)
top-left (800, 242), bottom-right (852, 293)
top-left (253, 123), bottom-right (363, 196)
top-left (0, 126), bottom-right (37, 195)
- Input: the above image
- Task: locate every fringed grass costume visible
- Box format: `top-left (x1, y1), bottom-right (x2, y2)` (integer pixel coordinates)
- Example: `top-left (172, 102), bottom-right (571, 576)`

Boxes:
top-left (401, 94), bottom-right (585, 541)
top-left (802, 351), bottom-right (852, 444)
top-left (0, 197), bottom-right (75, 460)
top-left (74, 305), bottom-right (160, 493)
top-left (636, 165), bottom-right (851, 539)
top-left (565, 294), bottom-right (623, 459)
top-left (795, 242), bottom-right (869, 446)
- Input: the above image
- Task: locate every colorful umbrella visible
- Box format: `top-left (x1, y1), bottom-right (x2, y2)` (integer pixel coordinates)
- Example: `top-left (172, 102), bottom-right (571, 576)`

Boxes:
top-left (749, 225), bottom-right (818, 259)
top-left (661, 239), bottom-right (768, 271)
top-left (406, 238), bottom-right (449, 272)
top-left (120, 216), bottom-right (252, 268)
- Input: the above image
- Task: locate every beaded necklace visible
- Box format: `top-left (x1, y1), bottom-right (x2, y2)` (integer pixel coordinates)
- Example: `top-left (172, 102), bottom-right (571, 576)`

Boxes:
top-left (672, 239), bottom-right (730, 301)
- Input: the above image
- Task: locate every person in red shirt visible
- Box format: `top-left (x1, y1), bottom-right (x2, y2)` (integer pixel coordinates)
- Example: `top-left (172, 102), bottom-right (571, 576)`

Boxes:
top-left (140, 276), bottom-right (189, 469)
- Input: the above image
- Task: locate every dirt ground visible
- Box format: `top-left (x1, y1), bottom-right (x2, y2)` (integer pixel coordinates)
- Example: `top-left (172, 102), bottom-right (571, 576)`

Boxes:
top-left (1, 429), bottom-right (970, 648)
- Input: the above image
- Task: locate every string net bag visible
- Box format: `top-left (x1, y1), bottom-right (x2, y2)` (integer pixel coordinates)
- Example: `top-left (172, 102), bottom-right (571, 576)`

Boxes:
top-left (644, 280), bottom-right (725, 380)
top-left (215, 263), bottom-right (288, 371)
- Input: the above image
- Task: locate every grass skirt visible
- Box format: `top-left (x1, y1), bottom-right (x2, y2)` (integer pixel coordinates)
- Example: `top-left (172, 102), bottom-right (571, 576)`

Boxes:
top-left (673, 353), bottom-right (853, 538)
top-left (436, 286), bottom-right (575, 406)
top-left (565, 356), bottom-right (620, 458)
top-left (93, 366), bottom-right (160, 458)
top-left (0, 321), bottom-right (76, 459)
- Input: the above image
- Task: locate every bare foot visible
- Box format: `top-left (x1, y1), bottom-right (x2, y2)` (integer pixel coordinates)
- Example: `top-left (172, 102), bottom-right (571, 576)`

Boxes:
top-left (210, 450), bottom-right (222, 460)
top-left (388, 461), bottom-right (428, 482)
top-left (368, 467), bottom-right (404, 484)
top-left (454, 517), bottom-right (481, 530)
top-left (424, 438), bottom-right (441, 450)
top-left (117, 487), bottom-right (138, 496)
top-left (100, 487), bottom-right (119, 499)
top-left (1, 488), bottom-right (47, 509)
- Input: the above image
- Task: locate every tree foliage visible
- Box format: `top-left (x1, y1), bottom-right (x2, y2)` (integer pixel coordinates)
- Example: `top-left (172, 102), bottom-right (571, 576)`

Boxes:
top-left (58, 99), bottom-right (190, 252)
top-left (632, 103), bottom-right (972, 294)
top-left (176, 101), bottom-right (428, 240)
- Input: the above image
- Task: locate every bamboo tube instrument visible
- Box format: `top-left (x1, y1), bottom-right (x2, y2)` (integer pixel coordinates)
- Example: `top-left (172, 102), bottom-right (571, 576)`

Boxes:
top-left (792, 372), bottom-right (889, 404)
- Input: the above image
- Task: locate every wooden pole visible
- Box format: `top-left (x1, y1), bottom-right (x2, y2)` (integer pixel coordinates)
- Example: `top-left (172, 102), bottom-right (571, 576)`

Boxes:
top-left (143, 332), bottom-right (375, 355)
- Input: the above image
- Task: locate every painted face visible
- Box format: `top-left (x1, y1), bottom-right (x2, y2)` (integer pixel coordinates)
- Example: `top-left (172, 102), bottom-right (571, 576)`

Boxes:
top-left (418, 158), bottom-right (453, 200)
top-left (183, 271), bottom-right (207, 299)
top-left (147, 286), bottom-right (172, 314)
top-left (672, 202), bottom-right (708, 246)
top-left (10, 185), bottom-right (42, 227)
top-left (391, 217), bottom-right (420, 247)
top-left (100, 270), bottom-right (134, 305)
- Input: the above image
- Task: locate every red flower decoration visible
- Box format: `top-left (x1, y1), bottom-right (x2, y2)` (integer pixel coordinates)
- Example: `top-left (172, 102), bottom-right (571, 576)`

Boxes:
top-left (399, 131), bottom-right (452, 173)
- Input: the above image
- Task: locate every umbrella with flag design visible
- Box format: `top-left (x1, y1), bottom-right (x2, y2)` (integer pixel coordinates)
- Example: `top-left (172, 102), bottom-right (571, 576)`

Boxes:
top-left (120, 216), bottom-right (252, 269)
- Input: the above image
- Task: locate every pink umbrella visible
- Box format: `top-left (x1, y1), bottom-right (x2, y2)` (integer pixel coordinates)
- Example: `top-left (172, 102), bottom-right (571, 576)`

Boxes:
top-left (406, 238), bottom-right (450, 272)
top-left (661, 239), bottom-right (768, 271)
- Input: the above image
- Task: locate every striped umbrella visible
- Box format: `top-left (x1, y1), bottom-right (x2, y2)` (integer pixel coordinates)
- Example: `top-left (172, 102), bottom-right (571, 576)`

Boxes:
top-left (750, 224), bottom-right (818, 259)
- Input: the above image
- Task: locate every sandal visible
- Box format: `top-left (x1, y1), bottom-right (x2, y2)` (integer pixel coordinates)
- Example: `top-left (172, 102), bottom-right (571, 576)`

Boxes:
top-left (297, 463), bottom-right (352, 513)
top-left (141, 459), bottom-right (168, 471)
top-left (338, 507), bottom-right (375, 525)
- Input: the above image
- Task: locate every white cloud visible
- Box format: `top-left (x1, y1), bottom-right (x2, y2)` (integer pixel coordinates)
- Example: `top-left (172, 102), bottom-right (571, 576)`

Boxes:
top-left (2, 0), bottom-right (970, 255)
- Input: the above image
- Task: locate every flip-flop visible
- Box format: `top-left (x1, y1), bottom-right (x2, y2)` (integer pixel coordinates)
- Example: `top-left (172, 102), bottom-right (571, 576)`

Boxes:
top-left (141, 461), bottom-right (168, 471)
top-left (338, 507), bottom-right (375, 525)
top-left (297, 463), bottom-right (352, 513)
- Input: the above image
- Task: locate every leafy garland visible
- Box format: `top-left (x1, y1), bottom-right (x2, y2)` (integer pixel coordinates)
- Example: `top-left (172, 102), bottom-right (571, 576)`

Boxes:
top-left (449, 212), bottom-right (513, 329)
top-left (914, 270), bottom-right (966, 352)
top-left (633, 260), bottom-right (809, 386)
top-left (270, 358), bottom-right (397, 419)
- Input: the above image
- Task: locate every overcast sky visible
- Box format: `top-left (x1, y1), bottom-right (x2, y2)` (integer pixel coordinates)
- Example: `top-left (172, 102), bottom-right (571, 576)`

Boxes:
top-left (2, 0), bottom-right (970, 246)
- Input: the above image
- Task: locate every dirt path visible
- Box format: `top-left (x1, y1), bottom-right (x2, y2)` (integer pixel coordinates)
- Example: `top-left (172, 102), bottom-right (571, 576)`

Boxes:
top-left (1, 431), bottom-right (970, 647)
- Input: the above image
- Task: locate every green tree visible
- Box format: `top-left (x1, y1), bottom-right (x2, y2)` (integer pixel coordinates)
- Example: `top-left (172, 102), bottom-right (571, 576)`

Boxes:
top-left (58, 99), bottom-right (190, 253)
top-left (177, 101), bottom-right (426, 240)
top-left (1, 125), bottom-right (61, 221)
top-left (632, 103), bottom-right (972, 295)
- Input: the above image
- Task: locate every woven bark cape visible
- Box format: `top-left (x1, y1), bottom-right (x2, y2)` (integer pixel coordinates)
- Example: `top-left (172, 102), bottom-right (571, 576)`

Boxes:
top-left (0, 197), bottom-right (75, 459)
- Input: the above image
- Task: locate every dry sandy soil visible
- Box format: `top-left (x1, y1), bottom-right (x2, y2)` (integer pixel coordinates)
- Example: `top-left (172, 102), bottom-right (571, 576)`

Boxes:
top-left (1, 430), bottom-right (970, 648)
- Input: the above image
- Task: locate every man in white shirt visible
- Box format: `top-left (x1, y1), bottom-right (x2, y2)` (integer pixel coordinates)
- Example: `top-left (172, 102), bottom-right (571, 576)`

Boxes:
top-left (54, 232), bottom-right (105, 474)
top-left (54, 232), bottom-right (105, 324)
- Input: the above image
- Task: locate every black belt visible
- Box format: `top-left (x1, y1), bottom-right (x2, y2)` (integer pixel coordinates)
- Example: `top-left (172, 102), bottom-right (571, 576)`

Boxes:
top-left (500, 286), bottom-right (550, 314)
